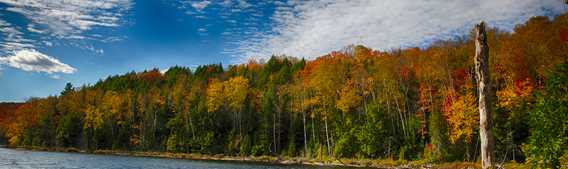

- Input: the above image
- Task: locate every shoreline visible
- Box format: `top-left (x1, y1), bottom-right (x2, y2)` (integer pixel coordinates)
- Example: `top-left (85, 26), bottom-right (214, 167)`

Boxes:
top-left (4, 146), bottom-right (495, 169)
top-left (8, 146), bottom-right (416, 168)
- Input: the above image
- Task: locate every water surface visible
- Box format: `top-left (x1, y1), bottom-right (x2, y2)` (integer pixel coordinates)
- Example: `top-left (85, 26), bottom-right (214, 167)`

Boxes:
top-left (0, 148), bottom-right (358, 169)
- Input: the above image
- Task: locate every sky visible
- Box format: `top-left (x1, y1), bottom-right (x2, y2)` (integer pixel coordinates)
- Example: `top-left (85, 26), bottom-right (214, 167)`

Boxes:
top-left (0, 0), bottom-right (566, 102)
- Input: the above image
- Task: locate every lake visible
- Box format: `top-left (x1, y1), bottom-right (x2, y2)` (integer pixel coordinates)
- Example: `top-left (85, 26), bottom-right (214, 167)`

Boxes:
top-left (0, 148), bottom-right (358, 169)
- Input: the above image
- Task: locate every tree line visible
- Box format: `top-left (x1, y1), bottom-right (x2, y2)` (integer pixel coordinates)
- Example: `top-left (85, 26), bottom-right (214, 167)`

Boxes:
top-left (1, 14), bottom-right (568, 168)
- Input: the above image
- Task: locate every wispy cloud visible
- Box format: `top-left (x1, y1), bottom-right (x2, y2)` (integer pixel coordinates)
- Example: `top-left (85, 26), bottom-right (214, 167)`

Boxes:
top-left (0, 49), bottom-right (76, 74)
top-left (191, 0), bottom-right (211, 11)
top-left (0, 0), bottom-right (133, 75)
top-left (179, 0), bottom-right (256, 16)
top-left (0, 19), bottom-right (35, 51)
top-left (232, 0), bottom-right (567, 62)
top-left (0, 0), bottom-right (132, 39)
top-left (173, 0), bottom-right (275, 57)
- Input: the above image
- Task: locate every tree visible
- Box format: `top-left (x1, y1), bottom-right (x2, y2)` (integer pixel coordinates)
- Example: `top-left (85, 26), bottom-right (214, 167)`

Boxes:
top-left (61, 82), bottom-right (74, 96)
top-left (337, 80), bottom-right (362, 114)
top-left (444, 87), bottom-right (478, 144)
top-left (289, 78), bottom-right (311, 157)
top-left (224, 76), bottom-right (249, 142)
top-left (206, 79), bottom-right (224, 113)
top-left (84, 105), bottom-right (103, 149)
top-left (307, 56), bottom-right (346, 157)
top-left (225, 77), bottom-right (249, 113)
top-left (474, 22), bottom-right (494, 169)
top-left (524, 63), bottom-right (568, 168)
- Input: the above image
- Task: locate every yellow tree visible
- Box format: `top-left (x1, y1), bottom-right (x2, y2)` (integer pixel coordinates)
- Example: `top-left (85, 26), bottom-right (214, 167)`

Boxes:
top-left (101, 91), bottom-right (123, 143)
top-left (497, 78), bottom-right (533, 110)
top-left (102, 91), bottom-right (122, 118)
top-left (224, 76), bottom-right (249, 139)
top-left (445, 89), bottom-right (478, 144)
top-left (225, 76), bottom-right (249, 113)
top-left (337, 79), bottom-right (362, 114)
top-left (84, 105), bottom-right (104, 131)
top-left (6, 121), bottom-right (23, 146)
top-left (83, 105), bottom-right (103, 148)
top-left (206, 79), bottom-right (225, 113)
top-left (307, 55), bottom-right (347, 157)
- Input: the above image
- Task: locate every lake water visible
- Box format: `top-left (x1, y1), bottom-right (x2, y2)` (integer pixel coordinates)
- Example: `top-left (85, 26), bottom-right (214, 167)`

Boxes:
top-left (0, 148), bottom-right (358, 169)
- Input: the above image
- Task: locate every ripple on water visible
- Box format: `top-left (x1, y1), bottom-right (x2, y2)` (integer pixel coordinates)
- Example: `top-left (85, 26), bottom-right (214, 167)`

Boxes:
top-left (0, 148), bottom-right (361, 169)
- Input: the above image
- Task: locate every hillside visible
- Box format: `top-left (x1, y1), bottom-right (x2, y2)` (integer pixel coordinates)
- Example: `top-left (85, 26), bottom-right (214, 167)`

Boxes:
top-left (3, 14), bottom-right (568, 168)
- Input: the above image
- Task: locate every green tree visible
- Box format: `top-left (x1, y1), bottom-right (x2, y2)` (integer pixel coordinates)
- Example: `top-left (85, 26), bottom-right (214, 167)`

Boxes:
top-left (61, 82), bottom-right (74, 96)
top-left (524, 63), bottom-right (568, 169)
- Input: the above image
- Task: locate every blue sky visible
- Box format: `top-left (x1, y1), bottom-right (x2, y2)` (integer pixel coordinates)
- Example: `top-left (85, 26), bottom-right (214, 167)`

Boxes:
top-left (0, 0), bottom-right (566, 102)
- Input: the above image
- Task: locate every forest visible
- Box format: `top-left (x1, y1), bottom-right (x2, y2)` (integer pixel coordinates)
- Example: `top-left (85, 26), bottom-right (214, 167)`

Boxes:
top-left (1, 14), bottom-right (567, 168)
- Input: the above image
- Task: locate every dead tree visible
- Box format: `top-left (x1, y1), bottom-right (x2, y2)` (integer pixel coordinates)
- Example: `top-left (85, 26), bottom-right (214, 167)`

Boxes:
top-left (474, 22), bottom-right (494, 169)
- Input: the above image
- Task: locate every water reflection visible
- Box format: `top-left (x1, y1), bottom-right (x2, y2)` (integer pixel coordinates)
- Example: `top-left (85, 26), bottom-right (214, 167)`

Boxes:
top-left (0, 148), bottom-right (361, 169)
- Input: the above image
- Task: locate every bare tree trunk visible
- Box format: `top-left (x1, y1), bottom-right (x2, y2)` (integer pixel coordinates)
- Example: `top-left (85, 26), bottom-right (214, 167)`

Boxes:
top-left (324, 117), bottom-right (331, 157)
top-left (303, 110), bottom-right (307, 156)
top-left (474, 22), bottom-right (494, 169)
top-left (273, 112), bottom-right (277, 153)
top-left (311, 118), bottom-right (316, 148)
top-left (277, 104), bottom-right (281, 154)
top-left (153, 110), bottom-right (157, 147)
top-left (189, 113), bottom-right (195, 141)
top-left (301, 86), bottom-right (308, 157)
top-left (239, 108), bottom-right (242, 141)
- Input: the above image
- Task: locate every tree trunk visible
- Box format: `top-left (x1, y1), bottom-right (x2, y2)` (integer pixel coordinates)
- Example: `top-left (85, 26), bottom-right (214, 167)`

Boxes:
top-left (273, 112), bottom-right (277, 153)
top-left (303, 111), bottom-right (308, 157)
top-left (474, 22), bottom-right (494, 169)
top-left (311, 118), bottom-right (316, 149)
top-left (324, 117), bottom-right (331, 157)
top-left (301, 86), bottom-right (308, 157)
top-left (189, 112), bottom-right (195, 141)
top-left (153, 110), bottom-right (157, 148)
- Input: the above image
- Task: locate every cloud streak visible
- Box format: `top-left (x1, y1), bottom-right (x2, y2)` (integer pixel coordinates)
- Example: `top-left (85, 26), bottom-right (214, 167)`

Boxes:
top-left (191, 0), bottom-right (211, 11)
top-left (0, 19), bottom-right (34, 51)
top-left (0, 0), bottom-right (132, 39)
top-left (0, 0), bottom-right (132, 75)
top-left (232, 0), bottom-right (567, 62)
top-left (0, 50), bottom-right (76, 74)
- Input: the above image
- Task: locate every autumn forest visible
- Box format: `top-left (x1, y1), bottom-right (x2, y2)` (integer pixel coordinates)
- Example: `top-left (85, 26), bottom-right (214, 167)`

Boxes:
top-left (1, 14), bottom-right (568, 168)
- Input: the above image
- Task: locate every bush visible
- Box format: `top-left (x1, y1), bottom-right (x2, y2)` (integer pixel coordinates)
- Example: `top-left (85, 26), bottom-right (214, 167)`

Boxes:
top-left (166, 134), bottom-right (178, 152)
top-left (334, 128), bottom-right (358, 158)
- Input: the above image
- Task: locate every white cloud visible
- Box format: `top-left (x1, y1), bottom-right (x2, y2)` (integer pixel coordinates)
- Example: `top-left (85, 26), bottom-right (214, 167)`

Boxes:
top-left (233, 0), bottom-right (567, 62)
top-left (0, 0), bottom-right (132, 39)
top-left (0, 0), bottom-right (131, 62)
top-left (191, 0), bottom-right (211, 11)
top-left (216, 0), bottom-right (251, 10)
top-left (0, 49), bottom-right (76, 74)
top-left (0, 0), bottom-right (131, 76)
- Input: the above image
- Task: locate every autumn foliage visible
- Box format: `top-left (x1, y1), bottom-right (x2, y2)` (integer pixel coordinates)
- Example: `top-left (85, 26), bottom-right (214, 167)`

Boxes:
top-left (2, 14), bottom-right (568, 167)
